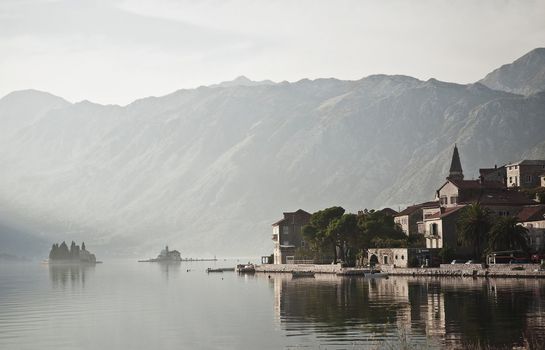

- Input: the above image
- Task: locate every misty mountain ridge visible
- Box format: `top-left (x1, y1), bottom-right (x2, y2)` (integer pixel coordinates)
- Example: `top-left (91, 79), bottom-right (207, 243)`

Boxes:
top-left (479, 47), bottom-right (545, 95)
top-left (1, 48), bottom-right (545, 258)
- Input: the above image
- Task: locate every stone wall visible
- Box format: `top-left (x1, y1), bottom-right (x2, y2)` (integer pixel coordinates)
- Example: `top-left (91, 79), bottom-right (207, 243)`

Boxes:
top-left (255, 263), bottom-right (342, 274)
top-left (382, 264), bottom-right (545, 278)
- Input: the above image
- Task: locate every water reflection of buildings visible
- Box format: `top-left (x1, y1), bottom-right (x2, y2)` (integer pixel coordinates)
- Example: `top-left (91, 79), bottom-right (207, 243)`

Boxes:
top-left (157, 261), bottom-right (181, 281)
top-left (267, 275), bottom-right (545, 348)
top-left (49, 264), bottom-right (94, 288)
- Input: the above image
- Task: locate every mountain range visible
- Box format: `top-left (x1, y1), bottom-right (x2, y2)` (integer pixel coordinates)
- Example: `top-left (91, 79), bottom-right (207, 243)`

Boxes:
top-left (1, 48), bottom-right (545, 258)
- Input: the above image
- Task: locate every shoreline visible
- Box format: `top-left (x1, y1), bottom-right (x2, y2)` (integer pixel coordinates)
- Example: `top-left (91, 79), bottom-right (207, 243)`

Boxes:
top-left (255, 263), bottom-right (545, 278)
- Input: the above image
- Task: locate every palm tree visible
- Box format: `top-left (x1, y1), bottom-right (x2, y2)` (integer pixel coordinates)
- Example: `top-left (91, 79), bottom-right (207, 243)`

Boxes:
top-left (457, 204), bottom-right (492, 260)
top-left (488, 216), bottom-right (529, 252)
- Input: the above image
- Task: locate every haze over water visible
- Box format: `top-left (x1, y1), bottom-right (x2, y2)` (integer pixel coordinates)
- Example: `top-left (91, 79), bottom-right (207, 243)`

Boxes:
top-left (1, 261), bottom-right (544, 349)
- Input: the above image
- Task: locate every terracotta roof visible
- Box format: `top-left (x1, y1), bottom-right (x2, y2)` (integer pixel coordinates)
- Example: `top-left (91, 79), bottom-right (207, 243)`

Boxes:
top-left (272, 209), bottom-right (311, 226)
top-left (283, 209), bottom-right (311, 216)
top-left (272, 218), bottom-right (286, 226)
top-left (479, 168), bottom-right (496, 175)
top-left (395, 201), bottom-right (439, 217)
top-left (379, 207), bottom-right (398, 216)
top-left (425, 206), bottom-right (465, 220)
top-left (479, 166), bottom-right (505, 176)
top-left (448, 179), bottom-right (505, 190)
top-left (462, 190), bottom-right (535, 206)
top-left (507, 160), bottom-right (545, 166)
top-left (516, 205), bottom-right (545, 222)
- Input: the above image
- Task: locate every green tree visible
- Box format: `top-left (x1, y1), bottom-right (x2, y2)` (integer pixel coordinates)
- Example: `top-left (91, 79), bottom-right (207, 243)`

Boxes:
top-left (438, 244), bottom-right (455, 263)
top-left (457, 204), bottom-right (492, 260)
top-left (326, 213), bottom-right (361, 265)
top-left (488, 216), bottom-right (529, 252)
top-left (302, 206), bottom-right (345, 263)
top-left (358, 210), bottom-right (406, 248)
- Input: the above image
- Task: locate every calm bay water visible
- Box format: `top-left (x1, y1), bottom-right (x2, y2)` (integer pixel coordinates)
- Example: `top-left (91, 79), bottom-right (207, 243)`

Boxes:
top-left (1, 260), bottom-right (544, 349)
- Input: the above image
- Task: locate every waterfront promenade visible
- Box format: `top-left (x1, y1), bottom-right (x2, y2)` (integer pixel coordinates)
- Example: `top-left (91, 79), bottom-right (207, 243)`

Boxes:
top-left (255, 263), bottom-right (545, 278)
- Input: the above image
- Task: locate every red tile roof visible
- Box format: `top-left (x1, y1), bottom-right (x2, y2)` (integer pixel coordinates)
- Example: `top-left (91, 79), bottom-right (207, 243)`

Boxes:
top-left (271, 218), bottom-right (286, 226)
top-left (272, 209), bottom-right (311, 226)
top-left (379, 207), bottom-right (398, 216)
top-left (517, 205), bottom-right (545, 222)
top-left (465, 190), bottom-right (535, 206)
top-left (448, 179), bottom-right (505, 190)
top-left (425, 206), bottom-right (465, 220)
top-left (395, 201), bottom-right (439, 217)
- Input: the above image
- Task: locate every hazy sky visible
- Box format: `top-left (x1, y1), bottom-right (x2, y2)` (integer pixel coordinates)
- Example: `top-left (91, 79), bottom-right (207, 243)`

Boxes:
top-left (1, 0), bottom-right (544, 105)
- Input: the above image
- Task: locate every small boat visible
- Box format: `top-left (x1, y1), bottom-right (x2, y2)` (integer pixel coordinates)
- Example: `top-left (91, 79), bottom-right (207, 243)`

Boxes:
top-left (336, 269), bottom-right (388, 278)
top-left (291, 271), bottom-right (315, 278)
top-left (236, 264), bottom-right (256, 273)
top-left (364, 271), bottom-right (388, 278)
top-left (206, 267), bottom-right (235, 273)
top-left (336, 268), bottom-right (370, 276)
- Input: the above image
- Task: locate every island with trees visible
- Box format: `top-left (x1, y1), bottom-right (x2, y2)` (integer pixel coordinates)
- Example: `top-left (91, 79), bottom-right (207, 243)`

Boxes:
top-left (48, 241), bottom-right (97, 264)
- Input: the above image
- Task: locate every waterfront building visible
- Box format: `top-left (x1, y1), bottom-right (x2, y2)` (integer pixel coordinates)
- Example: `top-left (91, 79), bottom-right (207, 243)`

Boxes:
top-left (394, 201), bottom-right (439, 236)
top-left (517, 205), bottom-right (545, 252)
top-left (422, 206), bottom-right (465, 250)
top-left (272, 209), bottom-right (311, 264)
top-left (368, 248), bottom-right (416, 267)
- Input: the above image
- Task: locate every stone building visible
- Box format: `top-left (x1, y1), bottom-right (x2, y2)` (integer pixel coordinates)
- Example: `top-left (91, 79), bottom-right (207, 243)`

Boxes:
top-left (423, 206), bottom-right (465, 250)
top-left (517, 205), bottom-right (545, 252)
top-left (479, 165), bottom-right (507, 185)
top-left (506, 160), bottom-right (545, 189)
top-left (394, 201), bottom-right (438, 236)
top-left (272, 209), bottom-right (311, 264)
top-left (367, 248), bottom-right (436, 267)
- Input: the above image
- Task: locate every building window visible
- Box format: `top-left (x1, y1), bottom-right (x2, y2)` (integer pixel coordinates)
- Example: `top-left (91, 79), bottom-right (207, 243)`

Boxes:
top-left (526, 175), bottom-right (532, 183)
top-left (515, 165), bottom-right (518, 169)
top-left (429, 223), bottom-right (438, 236)
top-left (509, 176), bottom-right (512, 183)
top-left (401, 255), bottom-right (405, 260)
top-left (450, 196), bottom-right (458, 204)
top-left (440, 196), bottom-right (447, 205)
top-left (395, 255), bottom-right (398, 260)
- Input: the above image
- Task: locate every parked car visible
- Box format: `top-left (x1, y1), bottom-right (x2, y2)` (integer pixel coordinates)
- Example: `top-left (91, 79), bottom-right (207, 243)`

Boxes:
top-left (509, 258), bottom-right (531, 264)
top-left (531, 254), bottom-right (544, 264)
top-left (451, 260), bottom-right (465, 264)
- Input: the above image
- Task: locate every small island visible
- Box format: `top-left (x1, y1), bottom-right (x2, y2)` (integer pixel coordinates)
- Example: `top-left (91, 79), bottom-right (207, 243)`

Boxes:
top-left (48, 241), bottom-right (97, 264)
top-left (139, 246), bottom-right (181, 262)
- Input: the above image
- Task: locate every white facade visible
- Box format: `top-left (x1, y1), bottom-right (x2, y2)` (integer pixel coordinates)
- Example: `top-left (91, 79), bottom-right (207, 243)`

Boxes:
top-left (520, 219), bottom-right (545, 251)
top-left (436, 181), bottom-right (460, 207)
top-left (424, 218), bottom-right (443, 249)
top-left (394, 215), bottom-right (409, 235)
